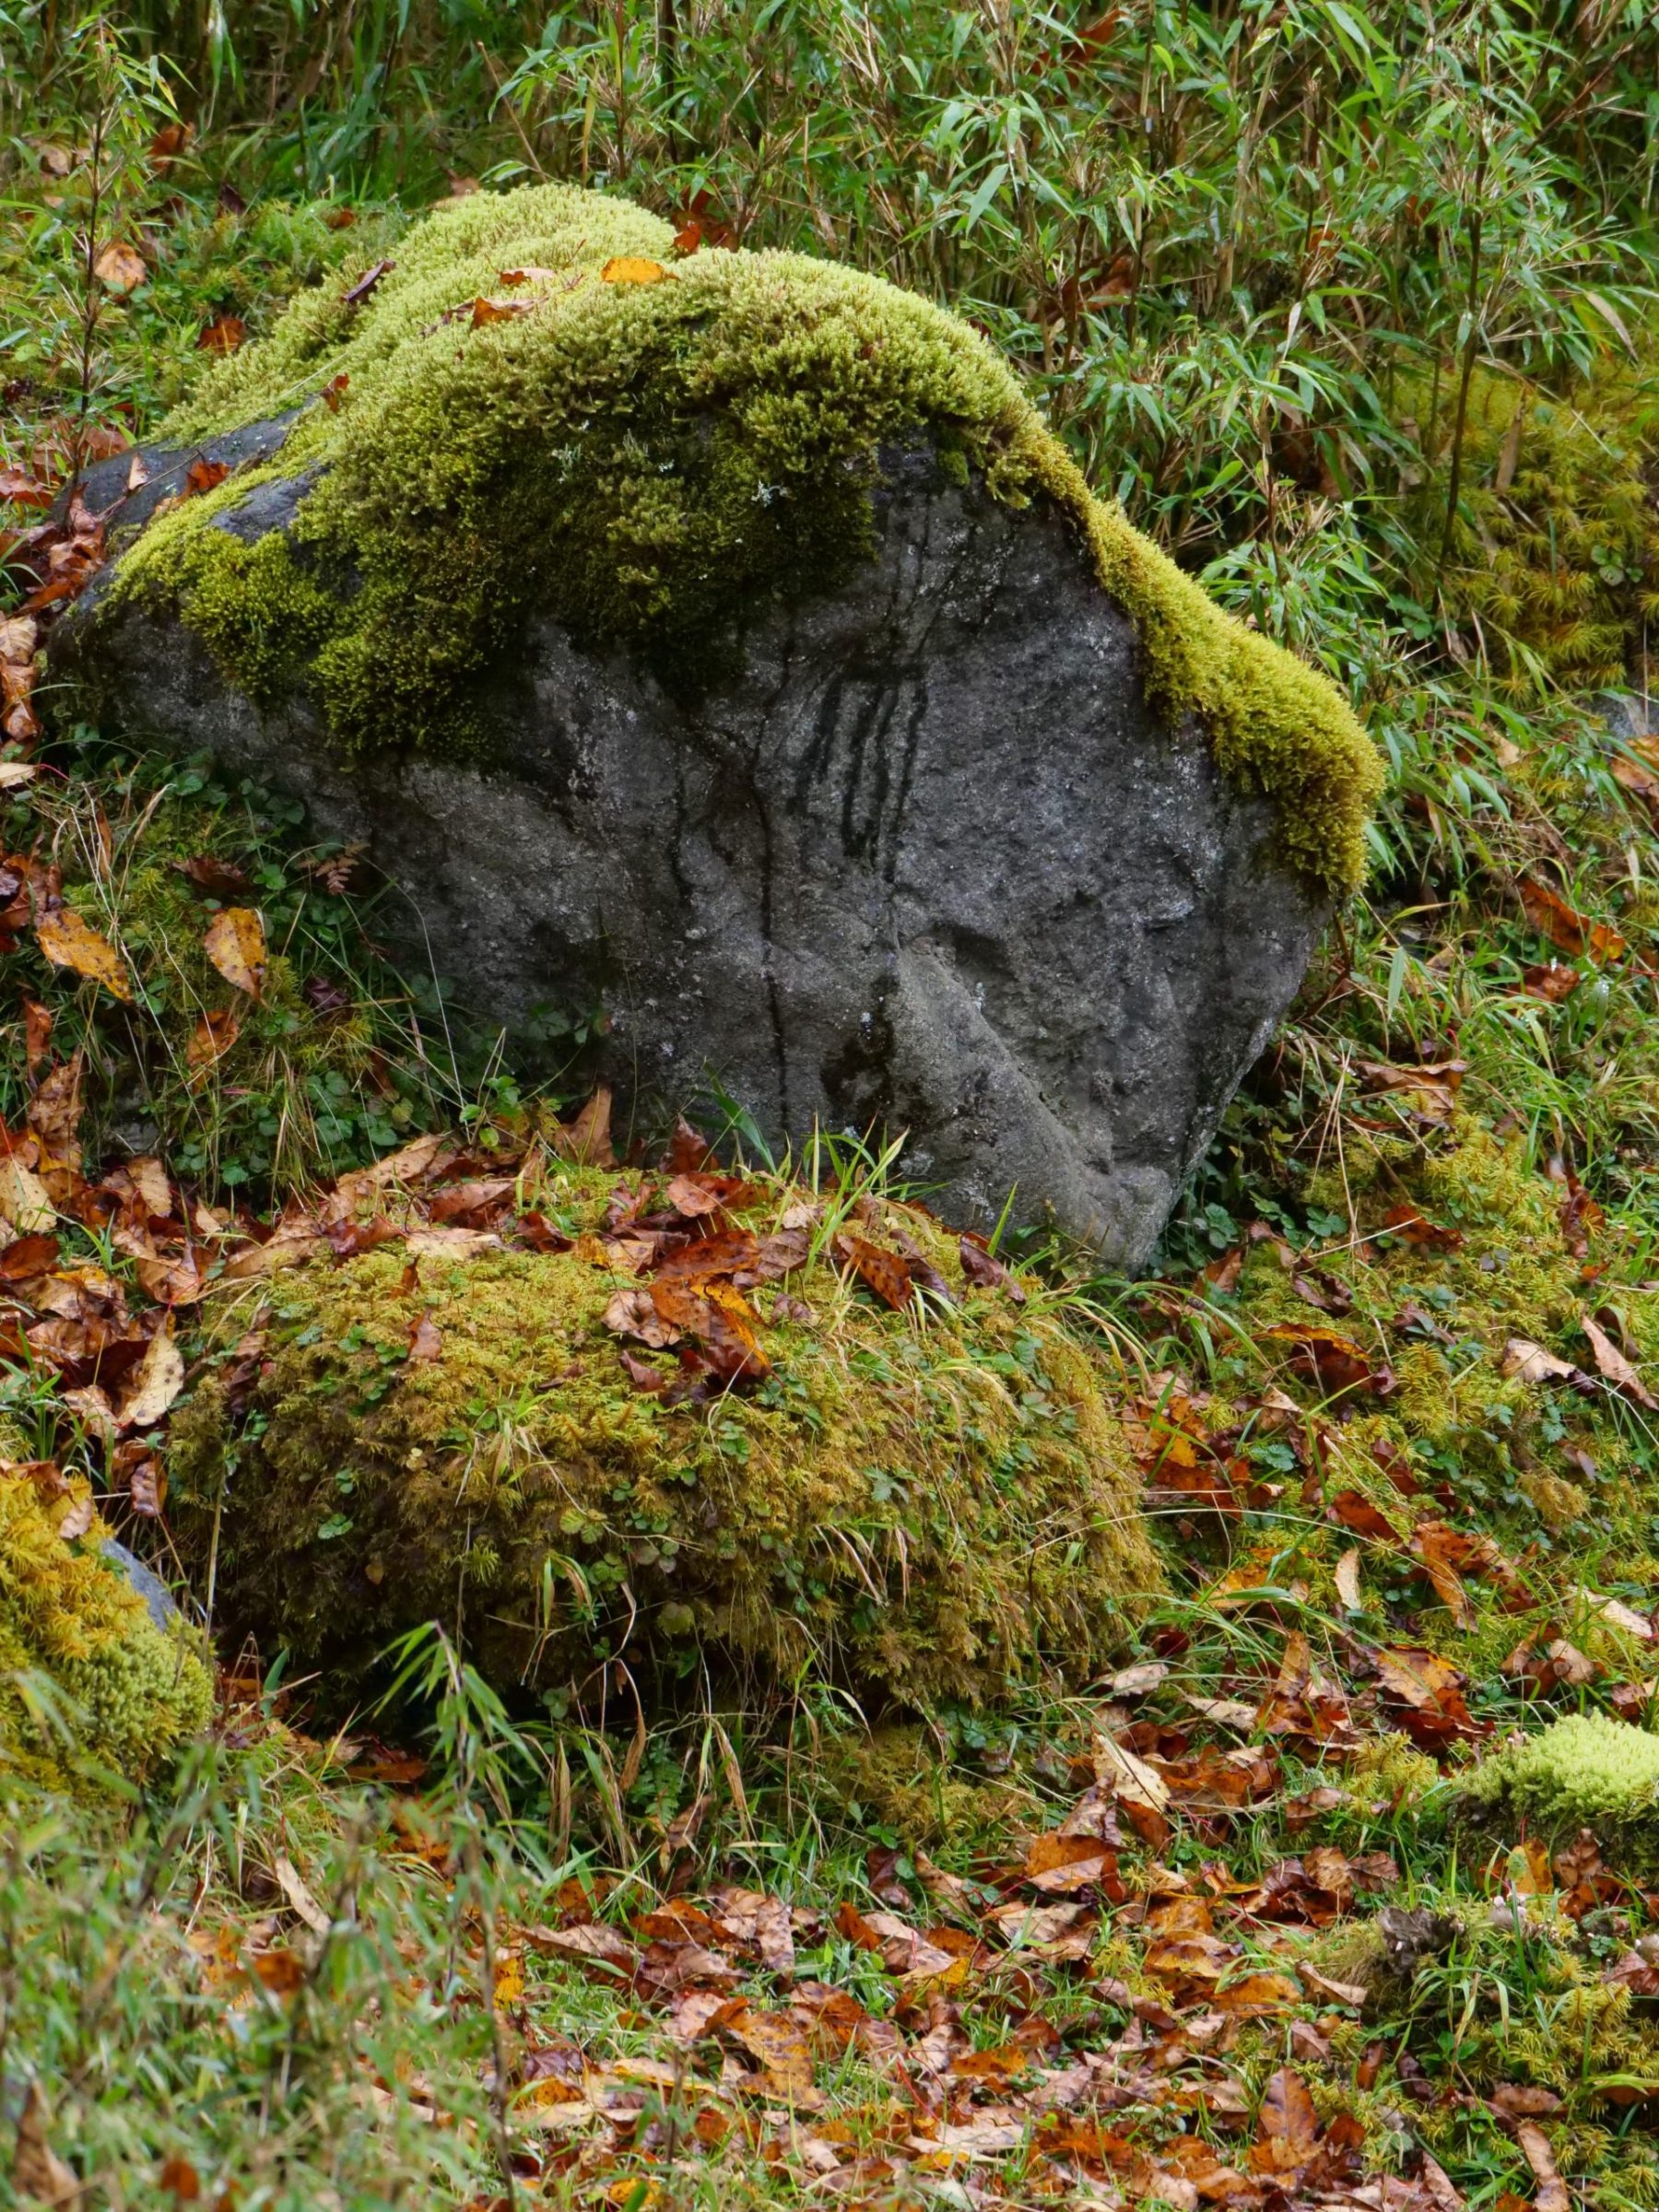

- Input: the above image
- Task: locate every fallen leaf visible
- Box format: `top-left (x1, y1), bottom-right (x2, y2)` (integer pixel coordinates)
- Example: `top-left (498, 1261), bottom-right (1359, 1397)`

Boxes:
top-left (36, 908), bottom-right (131, 998)
top-left (128, 1457), bottom-right (164, 1515)
top-left (116, 1319), bottom-right (183, 1430)
top-left (12, 2082), bottom-right (79, 2206)
top-left (204, 906), bottom-right (266, 996)
top-left (183, 457), bottom-right (229, 497)
top-left (406, 1313), bottom-right (442, 1362)
top-left (198, 313), bottom-right (246, 353)
top-left (1518, 876), bottom-right (1626, 963)
top-left (343, 257), bottom-right (395, 306)
top-left (187, 1006), bottom-right (240, 1080)
top-left (1596, 1594), bottom-right (1654, 1641)
top-left (1335, 1547), bottom-right (1363, 1611)
top-left (57, 1493), bottom-right (95, 1542)
top-left (1513, 2121), bottom-right (1570, 2212)
top-left (0, 1157), bottom-right (54, 1235)
top-left (158, 2153), bottom-right (200, 2201)
top-left (1358, 1058), bottom-right (1466, 1122)
top-left (1524, 963), bottom-right (1580, 1002)
top-left (833, 1232), bottom-right (914, 1312)
top-left (1581, 1310), bottom-right (1657, 1410)
top-left (93, 240), bottom-right (147, 292)
top-left (959, 1232), bottom-right (1027, 1302)
top-left (1502, 1337), bottom-right (1580, 1385)
top-left (1265, 1322), bottom-right (1392, 1397)
top-left (177, 854), bottom-right (253, 899)
top-left (471, 294), bottom-right (535, 324)
top-left (1254, 2066), bottom-right (1320, 2167)
top-left (550, 1088), bottom-right (615, 1167)
top-left (601, 255), bottom-right (672, 285)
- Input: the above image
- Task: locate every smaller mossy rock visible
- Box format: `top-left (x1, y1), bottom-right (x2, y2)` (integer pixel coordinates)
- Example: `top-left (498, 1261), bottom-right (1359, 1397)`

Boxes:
top-left (0, 1469), bottom-right (212, 1797)
top-left (1457, 1713), bottom-right (1659, 1869)
top-left (165, 1175), bottom-right (1161, 1711)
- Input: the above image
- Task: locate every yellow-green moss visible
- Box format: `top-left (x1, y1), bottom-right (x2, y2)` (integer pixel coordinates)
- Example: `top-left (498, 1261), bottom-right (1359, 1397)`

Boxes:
top-left (108, 182), bottom-right (1381, 898)
top-left (1459, 1713), bottom-right (1659, 1867)
top-left (0, 1472), bottom-right (212, 1797)
top-left (166, 1174), bottom-right (1161, 1711)
top-left (1406, 362), bottom-right (1659, 697)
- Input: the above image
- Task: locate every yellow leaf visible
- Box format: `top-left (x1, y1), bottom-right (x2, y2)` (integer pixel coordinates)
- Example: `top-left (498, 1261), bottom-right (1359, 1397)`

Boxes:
top-left (204, 906), bottom-right (267, 996)
top-left (601, 255), bottom-right (672, 286)
top-left (36, 908), bottom-right (132, 998)
top-left (116, 1318), bottom-right (184, 1431)
top-left (0, 1156), bottom-right (53, 1234)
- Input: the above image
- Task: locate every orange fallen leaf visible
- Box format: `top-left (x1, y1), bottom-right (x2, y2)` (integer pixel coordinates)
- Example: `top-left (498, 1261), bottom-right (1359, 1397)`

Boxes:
top-left (1518, 876), bottom-right (1626, 963)
top-left (198, 313), bottom-right (246, 354)
top-left (184, 457), bottom-right (229, 498)
top-left (187, 1006), bottom-right (240, 1080)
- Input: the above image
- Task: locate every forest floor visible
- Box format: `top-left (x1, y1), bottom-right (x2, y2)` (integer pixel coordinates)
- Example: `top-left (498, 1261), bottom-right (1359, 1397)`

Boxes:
top-left (8, 82), bottom-right (1659, 2212)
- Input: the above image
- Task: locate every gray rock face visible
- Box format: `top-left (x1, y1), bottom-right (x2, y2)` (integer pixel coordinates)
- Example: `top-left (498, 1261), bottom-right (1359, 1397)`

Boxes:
top-left (57, 432), bottom-right (1325, 1267)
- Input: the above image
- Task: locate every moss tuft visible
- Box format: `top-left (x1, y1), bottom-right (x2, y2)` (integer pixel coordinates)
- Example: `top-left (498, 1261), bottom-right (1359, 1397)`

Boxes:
top-left (107, 182), bottom-right (1381, 898)
top-left (0, 1466), bottom-right (212, 1796)
top-left (166, 1172), bottom-right (1161, 1712)
top-left (1458, 1712), bottom-right (1659, 1867)
top-left (1406, 362), bottom-right (1659, 698)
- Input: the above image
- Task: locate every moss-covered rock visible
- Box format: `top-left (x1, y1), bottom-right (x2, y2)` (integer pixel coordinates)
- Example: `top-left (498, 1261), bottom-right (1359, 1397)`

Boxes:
top-left (97, 182), bottom-right (1379, 900)
top-left (166, 1171), bottom-right (1160, 1712)
top-left (1457, 1713), bottom-right (1659, 1868)
top-left (0, 1464), bottom-right (212, 1797)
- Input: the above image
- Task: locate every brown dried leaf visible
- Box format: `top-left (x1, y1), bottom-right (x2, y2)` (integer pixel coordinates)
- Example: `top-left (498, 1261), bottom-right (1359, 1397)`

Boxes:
top-left (93, 239), bottom-right (147, 292)
top-left (187, 1006), bottom-right (241, 1081)
top-left (550, 1088), bottom-right (615, 1167)
top-left (1581, 1310), bottom-right (1658, 1411)
top-left (833, 1232), bottom-right (914, 1312)
top-left (406, 1313), bottom-right (442, 1362)
top-left (959, 1231), bottom-right (1026, 1302)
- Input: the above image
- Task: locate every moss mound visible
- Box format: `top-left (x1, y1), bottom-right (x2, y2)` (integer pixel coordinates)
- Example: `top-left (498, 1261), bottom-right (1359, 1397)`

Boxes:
top-left (1457, 1713), bottom-right (1659, 1869)
top-left (0, 1465), bottom-right (212, 1796)
top-left (166, 1173), bottom-right (1161, 1711)
top-left (110, 182), bottom-right (1380, 899)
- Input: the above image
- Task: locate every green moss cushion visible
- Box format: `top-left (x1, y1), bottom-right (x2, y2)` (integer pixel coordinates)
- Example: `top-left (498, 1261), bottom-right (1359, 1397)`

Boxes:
top-left (1459, 1713), bottom-right (1659, 1869)
top-left (166, 1174), bottom-right (1162, 1711)
top-left (111, 182), bottom-right (1379, 900)
top-left (1, 1472), bottom-right (212, 1797)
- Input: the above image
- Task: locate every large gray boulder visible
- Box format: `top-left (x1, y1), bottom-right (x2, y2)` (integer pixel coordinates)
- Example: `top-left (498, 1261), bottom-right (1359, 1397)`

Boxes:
top-left (52, 185), bottom-right (1380, 1266)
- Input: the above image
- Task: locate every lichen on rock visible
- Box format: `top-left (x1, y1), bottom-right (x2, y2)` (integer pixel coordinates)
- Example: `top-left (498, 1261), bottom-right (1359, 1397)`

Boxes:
top-left (0, 1454), bottom-right (212, 1797)
top-left (165, 1171), bottom-right (1161, 1711)
top-left (106, 182), bottom-right (1381, 900)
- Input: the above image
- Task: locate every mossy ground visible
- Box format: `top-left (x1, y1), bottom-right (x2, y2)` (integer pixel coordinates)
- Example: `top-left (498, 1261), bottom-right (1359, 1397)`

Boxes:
top-left (102, 182), bottom-right (1382, 900)
top-left (167, 1166), bottom-right (1162, 1713)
